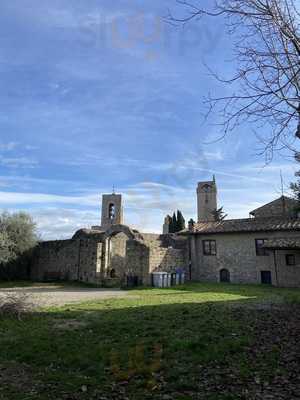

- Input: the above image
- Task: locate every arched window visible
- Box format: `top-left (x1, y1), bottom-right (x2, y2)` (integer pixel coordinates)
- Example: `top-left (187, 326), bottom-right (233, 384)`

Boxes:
top-left (108, 203), bottom-right (115, 220)
top-left (220, 269), bottom-right (230, 283)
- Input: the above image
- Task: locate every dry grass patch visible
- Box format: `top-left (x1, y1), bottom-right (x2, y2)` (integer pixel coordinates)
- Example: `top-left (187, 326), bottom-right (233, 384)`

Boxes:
top-left (0, 292), bottom-right (35, 320)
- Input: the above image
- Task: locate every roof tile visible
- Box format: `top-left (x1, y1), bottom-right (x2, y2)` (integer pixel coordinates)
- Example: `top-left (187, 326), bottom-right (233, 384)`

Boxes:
top-left (189, 217), bottom-right (300, 234)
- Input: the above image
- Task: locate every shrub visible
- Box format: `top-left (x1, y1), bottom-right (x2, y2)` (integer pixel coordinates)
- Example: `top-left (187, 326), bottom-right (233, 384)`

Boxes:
top-left (0, 212), bottom-right (38, 280)
top-left (0, 292), bottom-right (34, 320)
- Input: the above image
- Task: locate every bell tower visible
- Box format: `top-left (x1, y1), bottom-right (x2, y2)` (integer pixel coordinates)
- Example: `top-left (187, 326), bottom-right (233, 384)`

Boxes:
top-left (197, 177), bottom-right (217, 222)
top-left (101, 193), bottom-right (124, 230)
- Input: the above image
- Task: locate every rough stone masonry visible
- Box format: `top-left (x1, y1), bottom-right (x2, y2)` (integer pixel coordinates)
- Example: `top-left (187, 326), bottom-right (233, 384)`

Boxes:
top-left (31, 192), bottom-right (188, 286)
top-left (31, 181), bottom-right (300, 287)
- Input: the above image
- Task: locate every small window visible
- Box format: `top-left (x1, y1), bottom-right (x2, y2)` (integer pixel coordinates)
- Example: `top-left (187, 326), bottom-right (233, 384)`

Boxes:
top-left (203, 240), bottom-right (217, 256)
top-left (255, 239), bottom-right (268, 256)
top-left (286, 254), bottom-right (296, 266)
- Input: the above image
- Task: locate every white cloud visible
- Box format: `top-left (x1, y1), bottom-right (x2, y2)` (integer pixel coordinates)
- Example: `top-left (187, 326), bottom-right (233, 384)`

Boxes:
top-left (0, 156), bottom-right (38, 169)
top-left (0, 191), bottom-right (100, 207)
top-left (0, 142), bottom-right (18, 151)
top-left (0, 163), bottom-right (296, 240)
top-left (30, 208), bottom-right (99, 240)
top-left (203, 150), bottom-right (224, 161)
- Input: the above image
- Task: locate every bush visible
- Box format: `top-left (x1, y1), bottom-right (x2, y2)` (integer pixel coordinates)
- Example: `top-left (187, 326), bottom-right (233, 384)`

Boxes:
top-left (0, 212), bottom-right (38, 280)
top-left (0, 292), bottom-right (34, 320)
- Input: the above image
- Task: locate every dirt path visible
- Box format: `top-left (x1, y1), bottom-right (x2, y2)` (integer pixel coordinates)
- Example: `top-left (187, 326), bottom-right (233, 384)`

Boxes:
top-left (0, 285), bottom-right (129, 307)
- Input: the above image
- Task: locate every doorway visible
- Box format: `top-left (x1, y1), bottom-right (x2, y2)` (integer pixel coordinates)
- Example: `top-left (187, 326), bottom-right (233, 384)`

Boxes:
top-left (261, 271), bottom-right (272, 285)
top-left (220, 269), bottom-right (230, 283)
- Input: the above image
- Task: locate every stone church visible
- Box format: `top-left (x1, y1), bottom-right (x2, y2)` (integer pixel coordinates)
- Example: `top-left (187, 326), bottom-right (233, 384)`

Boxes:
top-left (31, 192), bottom-right (188, 286)
top-left (31, 179), bottom-right (300, 288)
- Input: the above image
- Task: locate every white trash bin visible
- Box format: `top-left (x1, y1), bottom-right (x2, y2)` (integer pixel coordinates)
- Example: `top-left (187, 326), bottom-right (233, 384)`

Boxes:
top-left (152, 272), bottom-right (172, 288)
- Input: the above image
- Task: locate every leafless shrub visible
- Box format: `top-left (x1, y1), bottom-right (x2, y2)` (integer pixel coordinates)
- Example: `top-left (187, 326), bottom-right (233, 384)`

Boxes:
top-left (0, 292), bottom-right (35, 320)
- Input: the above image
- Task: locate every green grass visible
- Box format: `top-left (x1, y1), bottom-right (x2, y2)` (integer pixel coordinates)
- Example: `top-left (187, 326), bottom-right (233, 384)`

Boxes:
top-left (0, 283), bottom-right (299, 399)
top-left (0, 280), bottom-right (37, 288)
top-left (0, 280), bottom-right (103, 289)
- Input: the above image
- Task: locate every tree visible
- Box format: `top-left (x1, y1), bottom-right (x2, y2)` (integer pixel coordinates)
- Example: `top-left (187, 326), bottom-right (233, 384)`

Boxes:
top-left (290, 178), bottom-right (300, 213)
top-left (0, 212), bottom-right (38, 279)
top-left (211, 207), bottom-right (228, 221)
top-left (168, 210), bottom-right (186, 232)
top-left (168, 0), bottom-right (300, 159)
top-left (177, 210), bottom-right (186, 231)
top-left (0, 230), bottom-right (14, 265)
top-left (171, 212), bottom-right (178, 233)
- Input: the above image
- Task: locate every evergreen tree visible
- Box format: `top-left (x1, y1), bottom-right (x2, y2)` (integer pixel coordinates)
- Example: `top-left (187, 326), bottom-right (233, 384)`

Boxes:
top-left (176, 210), bottom-right (186, 231)
top-left (290, 178), bottom-right (300, 215)
top-left (211, 207), bottom-right (227, 222)
top-left (171, 212), bottom-right (177, 233)
top-left (167, 210), bottom-right (186, 233)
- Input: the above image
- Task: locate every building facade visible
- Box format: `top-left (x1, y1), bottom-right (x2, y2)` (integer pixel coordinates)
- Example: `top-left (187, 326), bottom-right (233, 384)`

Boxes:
top-left (186, 180), bottom-right (300, 287)
top-left (31, 194), bottom-right (188, 286)
top-left (31, 182), bottom-right (300, 288)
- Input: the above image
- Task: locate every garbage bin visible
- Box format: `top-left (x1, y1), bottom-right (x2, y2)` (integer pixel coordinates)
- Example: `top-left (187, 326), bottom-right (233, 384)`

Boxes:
top-left (152, 272), bottom-right (172, 288)
top-left (175, 268), bottom-right (186, 285)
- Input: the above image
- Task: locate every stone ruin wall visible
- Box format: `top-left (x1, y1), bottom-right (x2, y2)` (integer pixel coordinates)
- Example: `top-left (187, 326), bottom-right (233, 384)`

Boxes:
top-left (31, 239), bottom-right (102, 284)
top-left (108, 232), bottom-right (129, 278)
top-left (30, 230), bottom-right (188, 286)
top-left (143, 234), bottom-right (188, 276)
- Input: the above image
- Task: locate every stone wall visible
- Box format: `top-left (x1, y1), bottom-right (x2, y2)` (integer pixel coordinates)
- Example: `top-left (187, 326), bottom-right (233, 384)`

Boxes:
top-left (143, 234), bottom-right (188, 279)
top-left (77, 240), bottom-right (102, 283)
top-left (31, 240), bottom-right (80, 281)
top-left (31, 230), bottom-right (188, 286)
top-left (191, 230), bottom-right (300, 287)
top-left (125, 240), bottom-right (150, 284)
top-left (108, 232), bottom-right (128, 278)
top-left (31, 239), bottom-right (102, 283)
top-left (274, 249), bottom-right (300, 288)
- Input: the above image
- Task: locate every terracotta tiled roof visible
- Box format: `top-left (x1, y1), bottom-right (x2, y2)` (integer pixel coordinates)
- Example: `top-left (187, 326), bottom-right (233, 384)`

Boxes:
top-left (187, 217), bottom-right (300, 235)
top-left (263, 237), bottom-right (300, 249)
top-left (249, 196), bottom-right (298, 216)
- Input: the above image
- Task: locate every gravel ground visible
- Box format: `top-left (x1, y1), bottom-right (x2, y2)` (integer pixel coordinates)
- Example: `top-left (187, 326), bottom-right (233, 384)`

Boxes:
top-left (0, 285), bottom-right (129, 307)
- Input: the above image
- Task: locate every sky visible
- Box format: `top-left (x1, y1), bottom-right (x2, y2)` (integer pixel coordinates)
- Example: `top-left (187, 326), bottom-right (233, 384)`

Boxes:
top-left (0, 0), bottom-right (298, 239)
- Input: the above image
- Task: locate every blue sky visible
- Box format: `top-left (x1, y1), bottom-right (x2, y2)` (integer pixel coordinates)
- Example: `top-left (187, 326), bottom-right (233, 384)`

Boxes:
top-left (0, 0), bottom-right (298, 239)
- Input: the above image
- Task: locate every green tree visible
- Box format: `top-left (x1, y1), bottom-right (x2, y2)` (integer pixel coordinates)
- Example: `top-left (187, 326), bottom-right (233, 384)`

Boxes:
top-left (0, 212), bottom-right (38, 279)
top-left (168, 210), bottom-right (186, 233)
top-left (211, 207), bottom-right (228, 222)
top-left (176, 210), bottom-right (186, 231)
top-left (170, 212), bottom-right (177, 234)
top-left (290, 178), bottom-right (300, 214)
top-left (0, 230), bottom-right (14, 264)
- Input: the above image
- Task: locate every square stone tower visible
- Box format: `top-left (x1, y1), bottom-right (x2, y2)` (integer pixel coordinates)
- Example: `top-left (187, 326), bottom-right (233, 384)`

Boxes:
top-left (101, 193), bottom-right (124, 230)
top-left (197, 177), bottom-right (217, 222)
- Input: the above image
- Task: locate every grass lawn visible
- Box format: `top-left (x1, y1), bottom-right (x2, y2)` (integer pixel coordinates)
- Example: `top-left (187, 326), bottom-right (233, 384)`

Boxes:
top-left (0, 283), bottom-right (300, 400)
top-left (0, 280), bottom-right (102, 289)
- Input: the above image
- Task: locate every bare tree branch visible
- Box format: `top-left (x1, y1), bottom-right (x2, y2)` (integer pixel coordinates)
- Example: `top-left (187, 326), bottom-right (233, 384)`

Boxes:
top-left (167, 0), bottom-right (300, 158)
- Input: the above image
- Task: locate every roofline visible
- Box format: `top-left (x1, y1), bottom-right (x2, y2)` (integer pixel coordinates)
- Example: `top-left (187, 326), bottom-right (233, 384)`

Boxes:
top-left (249, 195), bottom-right (295, 215)
top-left (263, 245), bottom-right (300, 250)
top-left (188, 227), bottom-right (300, 236)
